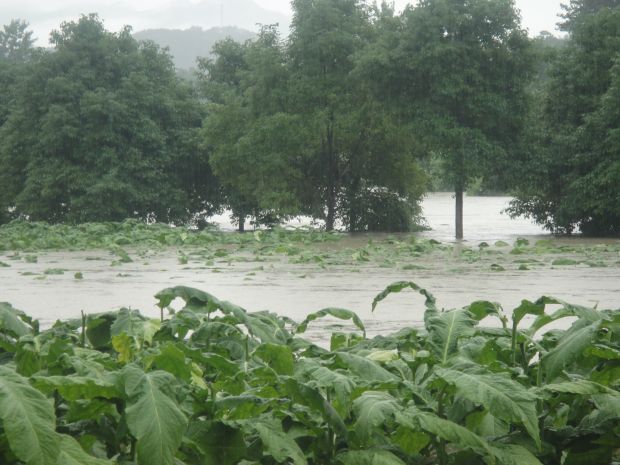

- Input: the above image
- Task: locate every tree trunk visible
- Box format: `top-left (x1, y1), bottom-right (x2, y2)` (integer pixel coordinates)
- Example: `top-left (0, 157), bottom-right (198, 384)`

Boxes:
top-left (238, 215), bottom-right (245, 233)
top-left (325, 110), bottom-right (337, 232)
top-left (455, 188), bottom-right (463, 240)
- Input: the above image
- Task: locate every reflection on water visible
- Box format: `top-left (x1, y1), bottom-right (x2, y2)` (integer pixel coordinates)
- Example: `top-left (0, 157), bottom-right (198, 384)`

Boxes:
top-left (1, 194), bottom-right (618, 343)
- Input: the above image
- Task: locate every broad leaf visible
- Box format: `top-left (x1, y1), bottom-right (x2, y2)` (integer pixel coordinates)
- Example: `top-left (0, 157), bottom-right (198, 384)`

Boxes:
top-left (372, 281), bottom-right (436, 312)
top-left (124, 366), bottom-right (188, 465)
top-left (0, 302), bottom-right (31, 338)
top-left (543, 319), bottom-right (602, 379)
top-left (297, 308), bottom-right (365, 337)
top-left (253, 419), bottom-right (307, 465)
top-left (425, 308), bottom-right (477, 365)
top-left (56, 435), bottom-right (112, 465)
top-left (337, 449), bottom-right (407, 465)
top-left (0, 366), bottom-right (60, 465)
top-left (435, 367), bottom-right (541, 448)
top-left (353, 391), bottom-right (401, 444)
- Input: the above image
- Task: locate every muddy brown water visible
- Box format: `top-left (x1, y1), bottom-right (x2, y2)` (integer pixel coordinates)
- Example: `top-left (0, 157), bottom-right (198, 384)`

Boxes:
top-left (1, 193), bottom-right (619, 343)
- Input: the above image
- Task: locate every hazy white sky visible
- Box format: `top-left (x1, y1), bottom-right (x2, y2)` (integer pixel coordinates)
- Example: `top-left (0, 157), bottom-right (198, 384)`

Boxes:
top-left (1, 0), bottom-right (566, 46)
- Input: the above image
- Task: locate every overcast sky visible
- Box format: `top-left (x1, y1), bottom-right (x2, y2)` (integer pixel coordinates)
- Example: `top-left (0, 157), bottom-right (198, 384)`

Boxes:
top-left (1, 0), bottom-right (565, 46)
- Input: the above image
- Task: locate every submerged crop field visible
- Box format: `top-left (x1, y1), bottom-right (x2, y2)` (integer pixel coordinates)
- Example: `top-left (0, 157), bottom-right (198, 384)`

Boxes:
top-left (0, 281), bottom-right (618, 465)
top-left (0, 221), bottom-right (619, 464)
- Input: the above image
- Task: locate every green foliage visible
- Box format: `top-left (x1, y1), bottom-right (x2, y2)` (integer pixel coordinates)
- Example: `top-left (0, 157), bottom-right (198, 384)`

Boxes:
top-left (0, 15), bottom-right (219, 225)
top-left (510, 4), bottom-right (620, 235)
top-left (0, 281), bottom-right (618, 464)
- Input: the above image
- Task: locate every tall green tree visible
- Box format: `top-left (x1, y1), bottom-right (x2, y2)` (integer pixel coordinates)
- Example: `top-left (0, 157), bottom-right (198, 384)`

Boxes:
top-left (0, 15), bottom-right (218, 224)
top-left (288, 0), bottom-right (424, 231)
top-left (361, 0), bottom-right (532, 238)
top-left (0, 20), bottom-right (37, 224)
top-left (560, 0), bottom-right (620, 30)
top-left (510, 5), bottom-right (620, 234)
top-left (199, 28), bottom-right (308, 231)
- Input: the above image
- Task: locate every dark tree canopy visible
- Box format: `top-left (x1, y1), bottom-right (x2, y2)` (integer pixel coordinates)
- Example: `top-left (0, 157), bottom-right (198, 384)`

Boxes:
top-left (0, 15), bottom-right (219, 224)
top-left (510, 5), bottom-right (620, 234)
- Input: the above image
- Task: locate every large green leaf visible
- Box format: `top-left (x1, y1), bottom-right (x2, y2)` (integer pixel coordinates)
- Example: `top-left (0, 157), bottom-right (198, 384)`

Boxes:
top-left (539, 379), bottom-right (619, 396)
top-left (186, 420), bottom-right (247, 465)
top-left (33, 375), bottom-right (120, 400)
top-left (123, 366), bottom-right (188, 465)
top-left (296, 308), bottom-right (365, 337)
top-left (435, 367), bottom-right (540, 448)
top-left (528, 298), bottom-right (601, 336)
top-left (402, 408), bottom-right (495, 463)
top-left (542, 319), bottom-right (602, 380)
top-left (56, 435), bottom-right (113, 465)
top-left (0, 302), bottom-right (31, 338)
top-left (283, 377), bottom-right (348, 438)
top-left (0, 366), bottom-right (60, 465)
top-left (489, 444), bottom-right (543, 465)
top-left (253, 343), bottom-right (294, 376)
top-left (425, 308), bottom-right (477, 365)
top-left (353, 391), bottom-right (401, 444)
top-left (371, 281), bottom-right (436, 313)
top-left (337, 449), bottom-right (407, 465)
top-left (333, 352), bottom-right (399, 383)
top-left (253, 419), bottom-right (307, 465)
top-left (111, 308), bottom-right (160, 346)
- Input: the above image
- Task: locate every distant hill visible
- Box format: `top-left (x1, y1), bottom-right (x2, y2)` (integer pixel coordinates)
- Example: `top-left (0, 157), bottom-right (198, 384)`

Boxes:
top-left (134, 26), bottom-right (256, 70)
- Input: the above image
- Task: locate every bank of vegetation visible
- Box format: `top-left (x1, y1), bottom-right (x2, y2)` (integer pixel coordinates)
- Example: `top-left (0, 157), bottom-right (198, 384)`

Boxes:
top-left (0, 282), bottom-right (618, 464)
top-left (0, 0), bottom-right (619, 236)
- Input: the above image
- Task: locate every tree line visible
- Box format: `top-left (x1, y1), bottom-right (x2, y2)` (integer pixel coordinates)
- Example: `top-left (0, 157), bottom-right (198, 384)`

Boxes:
top-left (0, 0), bottom-right (618, 236)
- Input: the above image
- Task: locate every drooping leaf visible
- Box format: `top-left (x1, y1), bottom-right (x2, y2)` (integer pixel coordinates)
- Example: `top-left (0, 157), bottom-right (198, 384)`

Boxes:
top-left (402, 408), bottom-right (495, 462)
top-left (435, 366), bottom-right (541, 448)
top-left (539, 379), bottom-right (619, 396)
top-left (333, 352), bottom-right (399, 383)
top-left (336, 449), bottom-right (407, 465)
top-left (111, 308), bottom-right (160, 346)
top-left (466, 300), bottom-right (504, 324)
top-left (33, 375), bottom-right (120, 400)
top-left (297, 308), bottom-right (365, 338)
top-left (283, 377), bottom-right (348, 438)
top-left (353, 391), bottom-right (401, 444)
top-left (56, 435), bottom-right (113, 465)
top-left (0, 366), bottom-right (60, 465)
top-left (0, 302), bottom-right (31, 338)
top-left (371, 281), bottom-right (436, 313)
top-left (123, 366), bottom-right (188, 465)
top-left (425, 308), bottom-right (477, 365)
top-left (253, 343), bottom-right (294, 376)
top-left (253, 419), bottom-right (307, 465)
top-left (186, 420), bottom-right (247, 465)
top-left (543, 319), bottom-right (603, 380)
top-left (488, 444), bottom-right (544, 465)
top-left (528, 300), bottom-right (601, 336)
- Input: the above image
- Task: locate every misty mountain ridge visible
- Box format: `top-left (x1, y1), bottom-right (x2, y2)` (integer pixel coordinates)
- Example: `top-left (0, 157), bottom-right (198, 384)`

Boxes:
top-left (134, 26), bottom-right (256, 70)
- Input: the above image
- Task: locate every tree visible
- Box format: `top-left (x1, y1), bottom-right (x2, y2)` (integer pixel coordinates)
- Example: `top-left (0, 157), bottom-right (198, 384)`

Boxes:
top-left (0, 20), bottom-right (37, 224)
top-left (360, 0), bottom-right (531, 238)
top-left (287, 0), bottom-right (425, 231)
top-left (0, 19), bottom-right (35, 62)
top-left (0, 15), bottom-right (218, 224)
top-left (560, 0), bottom-right (620, 30)
top-left (509, 5), bottom-right (620, 234)
top-left (199, 28), bottom-right (307, 231)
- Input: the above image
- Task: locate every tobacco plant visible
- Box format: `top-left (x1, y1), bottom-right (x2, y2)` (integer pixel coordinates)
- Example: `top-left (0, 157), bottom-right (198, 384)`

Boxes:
top-left (0, 282), bottom-right (618, 465)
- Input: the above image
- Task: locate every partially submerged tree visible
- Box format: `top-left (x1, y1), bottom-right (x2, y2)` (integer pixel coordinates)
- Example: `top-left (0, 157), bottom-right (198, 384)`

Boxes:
top-left (510, 4), bottom-right (620, 234)
top-left (0, 15), bottom-right (218, 223)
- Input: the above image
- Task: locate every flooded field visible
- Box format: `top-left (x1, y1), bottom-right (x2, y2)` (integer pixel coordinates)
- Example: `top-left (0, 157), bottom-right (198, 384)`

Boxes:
top-left (1, 193), bottom-right (619, 342)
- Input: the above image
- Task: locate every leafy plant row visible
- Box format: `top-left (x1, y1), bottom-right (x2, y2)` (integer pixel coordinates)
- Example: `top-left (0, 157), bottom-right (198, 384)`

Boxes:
top-left (0, 220), bottom-right (342, 252)
top-left (0, 282), bottom-right (618, 465)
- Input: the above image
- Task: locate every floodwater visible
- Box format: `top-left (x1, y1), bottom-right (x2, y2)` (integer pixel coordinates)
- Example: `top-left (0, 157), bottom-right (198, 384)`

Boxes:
top-left (1, 193), bottom-right (619, 342)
